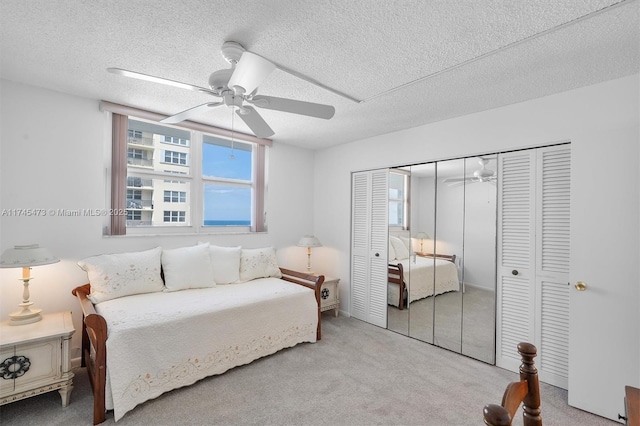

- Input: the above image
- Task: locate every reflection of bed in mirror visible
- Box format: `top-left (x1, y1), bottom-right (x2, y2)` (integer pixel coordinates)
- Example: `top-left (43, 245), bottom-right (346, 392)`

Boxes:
top-left (388, 252), bottom-right (459, 310)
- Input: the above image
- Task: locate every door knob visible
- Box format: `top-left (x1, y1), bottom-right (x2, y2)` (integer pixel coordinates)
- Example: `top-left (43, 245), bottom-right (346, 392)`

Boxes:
top-left (574, 281), bottom-right (587, 291)
top-left (512, 270), bottom-right (519, 276)
top-left (375, 253), bottom-right (380, 257)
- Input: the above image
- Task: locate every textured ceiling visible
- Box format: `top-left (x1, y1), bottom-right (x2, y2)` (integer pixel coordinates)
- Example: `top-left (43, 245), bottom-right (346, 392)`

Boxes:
top-left (1, 0), bottom-right (638, 149)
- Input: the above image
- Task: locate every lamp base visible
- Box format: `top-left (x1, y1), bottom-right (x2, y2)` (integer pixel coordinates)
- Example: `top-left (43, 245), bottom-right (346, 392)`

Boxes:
top-left (9, 302), bottom-right (42, 326)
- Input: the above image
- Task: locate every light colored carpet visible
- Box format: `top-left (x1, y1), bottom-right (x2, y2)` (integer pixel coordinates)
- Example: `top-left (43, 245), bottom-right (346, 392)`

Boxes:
top-left (0, 314), bottom-right (615, 425)
top-left (387, 285), bottom-right (496, 364)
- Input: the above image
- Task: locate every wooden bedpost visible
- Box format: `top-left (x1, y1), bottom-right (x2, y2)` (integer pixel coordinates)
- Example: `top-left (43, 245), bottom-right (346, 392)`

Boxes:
top-left (483, 342), bottom-right (541, 426)
top-left (72, 284), bottom-right (108, 425)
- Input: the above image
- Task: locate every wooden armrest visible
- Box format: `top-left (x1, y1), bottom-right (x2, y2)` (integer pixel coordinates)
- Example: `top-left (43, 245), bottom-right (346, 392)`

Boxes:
top-left (388, 263), bottom-right (406, 310)
top-left (280, 268), bottom-right (324, 340)
top-left (72, 284), bottom-right (107, 424)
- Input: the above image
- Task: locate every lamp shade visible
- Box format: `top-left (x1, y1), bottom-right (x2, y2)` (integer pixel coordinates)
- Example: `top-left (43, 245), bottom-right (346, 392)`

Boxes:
top-left (0, 244), bottom-right (59, 268)
top-left (297, 235), bottom-right (322, 248)
top-left (415, 232), bottom-right (429, 240)
top-left (227, 51), bottom-right (276, 95)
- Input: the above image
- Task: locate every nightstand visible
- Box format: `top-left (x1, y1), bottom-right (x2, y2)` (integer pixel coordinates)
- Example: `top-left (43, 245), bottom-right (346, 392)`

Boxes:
top-left (320, 276), bottom-right (340, 317)
top-left (0, 311), bottom-right (75, 407)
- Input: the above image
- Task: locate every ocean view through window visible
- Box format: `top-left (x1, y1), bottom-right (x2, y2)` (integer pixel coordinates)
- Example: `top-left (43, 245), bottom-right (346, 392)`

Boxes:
top-left (106, 104), bottom-right (269, 235)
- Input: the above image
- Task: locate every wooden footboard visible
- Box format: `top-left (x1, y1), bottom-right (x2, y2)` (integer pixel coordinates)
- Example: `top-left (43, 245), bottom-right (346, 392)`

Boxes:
top-left (389, 254), bottom-right (457, 310)
top-left (71, 284), bottom-right (107, 425)
top-left (279, 267), bottom-right (324, 340)
top-left (388, 263), bottom-right (406, 310)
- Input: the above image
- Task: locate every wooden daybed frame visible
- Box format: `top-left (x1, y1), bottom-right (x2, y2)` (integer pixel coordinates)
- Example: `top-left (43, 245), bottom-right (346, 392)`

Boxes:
top-left (72, 267), bottom-right (324, 425)
top-left (388, 253), bottom-right (457, 310)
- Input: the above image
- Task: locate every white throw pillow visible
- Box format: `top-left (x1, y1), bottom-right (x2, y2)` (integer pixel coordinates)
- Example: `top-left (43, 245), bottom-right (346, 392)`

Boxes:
top-left (238, 247), bottom-right (282, 283)
top-left (390, 236), bottom-right (410, 260)
top-left (208, 245), bottom-right (241, 284)
top-left (399, 236), bottom-right (412, 253)
top-left (78, 247), bottom-right (164, 304)
top-left (162, 243), bottom-right (216, 292)
top-left (388, 240), bottom-right (397, 261)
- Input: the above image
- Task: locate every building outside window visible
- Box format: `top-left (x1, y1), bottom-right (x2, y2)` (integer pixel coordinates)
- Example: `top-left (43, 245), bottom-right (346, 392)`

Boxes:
top-left (163, 150), bottom-right (187, 166)
top-left (163, 210), bottom-right (185, 223)
top-left (112, 115), bottom-right (267, 235)
top-left (164, 190), bottom-right (186, 203)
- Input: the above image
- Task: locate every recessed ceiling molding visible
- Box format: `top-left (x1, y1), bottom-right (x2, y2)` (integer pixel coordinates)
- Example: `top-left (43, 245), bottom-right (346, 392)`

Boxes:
top-left (270, 60), bottom-right (363, 103)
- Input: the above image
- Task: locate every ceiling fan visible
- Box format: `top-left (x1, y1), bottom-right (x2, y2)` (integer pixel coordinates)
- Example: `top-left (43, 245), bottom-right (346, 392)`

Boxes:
top-left (107, 41), bottom-right (335, 138)
top-left (444, 158), bottom-right (497, 185)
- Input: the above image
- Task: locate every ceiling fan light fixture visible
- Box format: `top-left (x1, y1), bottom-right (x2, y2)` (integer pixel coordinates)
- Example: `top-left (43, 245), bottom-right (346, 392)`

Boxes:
top-left (108, 41), bottom-right (335, 136)
top-left (227, 51), bottom-right (276, 96)
top-left (208, 68), bottom-right (234, 93)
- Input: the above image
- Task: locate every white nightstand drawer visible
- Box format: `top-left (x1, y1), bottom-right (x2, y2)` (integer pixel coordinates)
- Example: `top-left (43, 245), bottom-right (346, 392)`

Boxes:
top-left (0, 312), bottom-right (75, 407)
top-left (320, 277), bottom-right (340, 317)
top-left (13, 340), bottom-right (60, 392)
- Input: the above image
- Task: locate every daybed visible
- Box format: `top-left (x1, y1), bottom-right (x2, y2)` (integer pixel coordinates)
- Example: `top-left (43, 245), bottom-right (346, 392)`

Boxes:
top-left (387, 236), bottom-right (459, 309)
top-left (71, 244), bottom-right (323, 424)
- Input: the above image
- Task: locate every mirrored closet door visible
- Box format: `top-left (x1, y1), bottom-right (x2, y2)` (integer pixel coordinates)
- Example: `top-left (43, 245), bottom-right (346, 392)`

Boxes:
top-left (384, 156), bottom-right (497, 364)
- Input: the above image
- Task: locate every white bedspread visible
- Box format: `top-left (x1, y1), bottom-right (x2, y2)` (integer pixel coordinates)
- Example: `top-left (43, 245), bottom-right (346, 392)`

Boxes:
top-left (95, 278), bottom-right (318, 421)
top-left (388, 257), bottom-right (459, 307)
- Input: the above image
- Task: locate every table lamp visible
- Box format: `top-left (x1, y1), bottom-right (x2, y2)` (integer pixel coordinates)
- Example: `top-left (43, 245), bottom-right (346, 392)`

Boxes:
top-left (416, 232), bottom-right (429, 253)
top-left (297, 235), bottom-right (322, 273)
top-left (0, 244), bottom-right (59, 325)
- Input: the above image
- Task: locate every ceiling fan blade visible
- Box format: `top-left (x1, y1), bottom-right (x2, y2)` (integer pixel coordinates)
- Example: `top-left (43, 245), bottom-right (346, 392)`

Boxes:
top-left (227, 52), bottom-right (275, 95)
top-left (160, 102), bottom-right (223, 124)
top-left (236, 106), bottom-right (274, 138)
top-left (249, 95), bottom-right (335, 119)
top-left (443, 177), bottom-right (469, 183)
top-left (107, 67), bottom-right (218, 96)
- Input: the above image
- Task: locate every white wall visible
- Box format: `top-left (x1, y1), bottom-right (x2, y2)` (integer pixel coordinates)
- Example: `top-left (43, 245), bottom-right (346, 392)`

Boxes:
top-left (0, 79), bottom-right (317, 359)
top-left (313, 74), bottom-right (639, 420)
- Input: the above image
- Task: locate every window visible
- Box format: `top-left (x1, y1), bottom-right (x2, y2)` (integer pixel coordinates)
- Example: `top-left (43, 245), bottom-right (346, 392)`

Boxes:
top-left (127, 210), bottom-right (141, 220)
top-left (163, 135), bottom-right (189, 146)
top-left (389, 170), bottom-right (409, 229)
top-left (164, 190), bottom-right (186, 203)
top-left (163, 150), bottom-right (187, 166)
top-left (105, 102), bottom-right (270, 236)
top-left (128, 129), bottom-right (142, 139)
top-left (202, 135), bottom-right (253, 226)
top-left (127, 189), bottom-right (142, 200)
top-left (128, 148), bottom-right (143, 159)
top-left (164, 210), bottom-right (185, 223)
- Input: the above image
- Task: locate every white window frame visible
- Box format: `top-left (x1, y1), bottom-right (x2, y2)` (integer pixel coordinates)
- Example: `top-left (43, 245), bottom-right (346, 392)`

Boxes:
top-left (164, 190), bottom-right (186, 203)
top-left (103, 101), bottom-right (271, 236)
top-left (389, 169), bottom-right (410, 230)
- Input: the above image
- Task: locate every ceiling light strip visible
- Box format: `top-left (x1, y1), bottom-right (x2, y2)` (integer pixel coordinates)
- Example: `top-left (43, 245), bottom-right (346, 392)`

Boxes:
top-left (99, 101), bottom-right (272, 146)
top-left (361, 0), bottom-right (632, 103)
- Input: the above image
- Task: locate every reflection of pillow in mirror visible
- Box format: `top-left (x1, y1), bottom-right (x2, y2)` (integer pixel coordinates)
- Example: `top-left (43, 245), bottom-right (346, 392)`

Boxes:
top-left (399, 236), bottom-right (411, 252)
top-left (388, 240), bottom-right (396, 261)
top-left (390, 236), bottom-right (410, 260)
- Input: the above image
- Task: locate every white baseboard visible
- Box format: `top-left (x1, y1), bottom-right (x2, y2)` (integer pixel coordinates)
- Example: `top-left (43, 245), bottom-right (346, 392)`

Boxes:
top-left (71, 356), bottom-right (83, 369)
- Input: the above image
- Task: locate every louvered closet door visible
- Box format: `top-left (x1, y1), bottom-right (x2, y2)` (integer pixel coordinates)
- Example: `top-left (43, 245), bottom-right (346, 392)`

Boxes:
top-left (351, 170), bottom-right (388, 328)
top-left (534, 145), bottom-right (571, 389)
top-left (497, 151), bottom-right (537, 372)
top-left (497, 145), bottom-right (571, 389)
